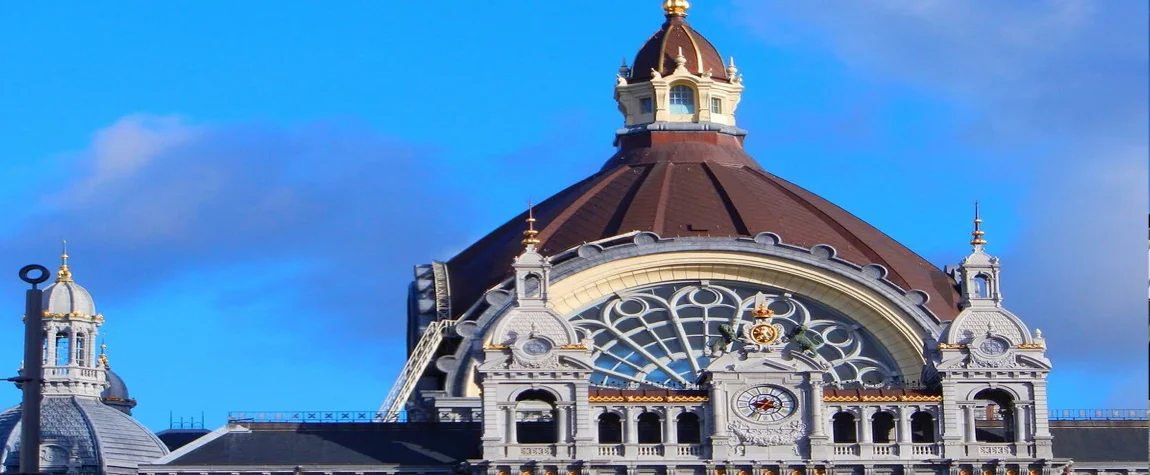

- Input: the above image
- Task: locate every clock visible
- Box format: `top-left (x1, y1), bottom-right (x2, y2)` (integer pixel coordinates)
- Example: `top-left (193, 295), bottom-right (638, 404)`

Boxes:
top-left (749, 323), bottom-right (780, 345)
top-left (521, 338), bottom-right (553, 356)
top-left (734, 385), bottom-right (798, 423)
top-left (977, 337), bottom-right (1008, 356)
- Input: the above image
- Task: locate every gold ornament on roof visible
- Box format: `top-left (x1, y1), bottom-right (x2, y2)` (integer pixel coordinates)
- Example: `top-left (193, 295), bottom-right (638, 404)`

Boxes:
top-left (970, 201), bottom-right (986, 247)
top-left (663, 0), bottom-right (689, 16)
top-left (752, 302), bottom-right (774, 319)
top-left (522, 202), bottom-right (541, 248)
top-left (98, 343), bottom-right (110, 369)
top-left (56, 240), bottom-right (73, 283)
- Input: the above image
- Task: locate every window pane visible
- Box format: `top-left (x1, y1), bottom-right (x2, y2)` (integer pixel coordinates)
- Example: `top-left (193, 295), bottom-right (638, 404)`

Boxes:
top-left (710, 97), bottom-right (722, 114)
top-left (669, 85), bottom-right (695, 114)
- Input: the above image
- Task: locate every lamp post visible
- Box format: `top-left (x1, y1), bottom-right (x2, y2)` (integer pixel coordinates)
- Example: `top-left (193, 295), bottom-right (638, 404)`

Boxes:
top-left (17, 264), bottom-right (49, 475)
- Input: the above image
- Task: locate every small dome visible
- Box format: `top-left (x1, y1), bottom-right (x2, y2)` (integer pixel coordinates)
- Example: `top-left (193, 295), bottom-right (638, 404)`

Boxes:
top-left (0, 396), bottom-right (168, 473)
top-left (629, 8), bottom-right (728, 83)
top-left (101, 369), bottom-right (138, 415)
top-left (42, 280), bottom-right (97, 316)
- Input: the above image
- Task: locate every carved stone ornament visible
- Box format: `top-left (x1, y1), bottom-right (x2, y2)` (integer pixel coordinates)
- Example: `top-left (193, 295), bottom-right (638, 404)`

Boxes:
top-left (506, 335), bottom-right (561, 369)
top-left (727, 419), bottom-right (807, 446)
top-left (966, 350), bottom-right (1017, 369)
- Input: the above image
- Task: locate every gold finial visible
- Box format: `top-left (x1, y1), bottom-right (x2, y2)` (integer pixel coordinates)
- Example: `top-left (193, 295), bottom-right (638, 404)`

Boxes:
top-left (522, 201), bottom-right (541, 248)
top-left (970, 201), bottom-right (986, 247)
top-left (663, 0), bottom-right (689, 16)
top-left (98, 342), bottom-right (109, 369)
top-left (752, 302), bottom-right (774, 319)
top-left (56, 240), bottom-right (73, 283)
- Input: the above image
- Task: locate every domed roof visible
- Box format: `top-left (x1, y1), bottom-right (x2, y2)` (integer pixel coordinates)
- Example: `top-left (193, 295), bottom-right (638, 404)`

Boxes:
top-left (628, 3), bottom-right (729, 83)
top-left (0, 396), bottom-right (168, 474)
top-left (42, 281), bottom-right (97, 316)
top-left (101, 369), bottom-right (137, 415)
top-left (42, 250), bottom-right (97, 316)
top-left (446, 131), bottom-right (962, 321)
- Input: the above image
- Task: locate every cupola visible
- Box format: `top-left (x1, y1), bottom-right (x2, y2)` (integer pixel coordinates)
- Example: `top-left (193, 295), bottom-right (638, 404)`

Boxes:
top-left (615, 0), bottom-right (744, 129)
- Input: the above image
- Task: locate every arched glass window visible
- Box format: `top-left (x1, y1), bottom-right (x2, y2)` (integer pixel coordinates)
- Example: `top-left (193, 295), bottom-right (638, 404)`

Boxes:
top-left (74, 333), bottom-right (87, 367)
top-left (676, 412), bottom-right (702, 444)
top-left (55, 332), bottom-right (70, 366)
top-left (515, 389), bottom-right (557, 444)
top-left (871, 412), bottom-right (896, 443)
top-left (910, 411), bottom-right (936, 443)
top-left (636, 412), bottom-right (662, 444)
top-left (597, 413), bottom-right (623, 444)
top-left (669, 85), bottom-right (696, 114)
top-left (832, 412), bottom-right (857, 443)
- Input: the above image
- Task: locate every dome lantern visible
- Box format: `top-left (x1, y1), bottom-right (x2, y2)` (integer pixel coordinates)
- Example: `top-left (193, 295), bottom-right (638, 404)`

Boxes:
top-left (615, 1), bottom-right (745, 133)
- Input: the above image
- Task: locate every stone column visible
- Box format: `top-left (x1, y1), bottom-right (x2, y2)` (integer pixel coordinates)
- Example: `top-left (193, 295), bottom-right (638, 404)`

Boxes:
top-left (625, 406), bottom-right (638, 444)
top-left (859, 408), bottom-right (873, 443)
top-left (711, 386), bottom-right (728, 436)
top-left (67, 327), bottom-right (75, 366)
top-left (664, 407), bottom-right (678, 444)
top-left (809, 383), bottom-right (825, 437)
top-left (557, 405), bottom-right (569, 443)
top-left (897, 407), bottom-right (911, 444)
top-left (963, 405), bottom-right (976, 443)
top-left (506, 406), bottom-right (518, 444)
top-left (45, 326), bottom-right (56, 367)
top-left (1012, 404), bottom-right (1028, 444)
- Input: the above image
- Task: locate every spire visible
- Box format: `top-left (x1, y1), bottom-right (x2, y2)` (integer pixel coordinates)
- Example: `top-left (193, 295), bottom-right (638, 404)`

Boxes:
top-left (970, 201), bottom-right (986, 248)
top-left (98, 342), bottom-right (109, 369)
top-left (662, 0), bottom-right (689, 17)
top-left (56, 240), bottom-right (73, 283)
top-left (522, 202), bottom-right (541, 250)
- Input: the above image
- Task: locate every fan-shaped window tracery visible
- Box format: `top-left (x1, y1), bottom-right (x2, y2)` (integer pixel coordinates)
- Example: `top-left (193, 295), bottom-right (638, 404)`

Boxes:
top-left (567, 281), bottom-right (901, 389)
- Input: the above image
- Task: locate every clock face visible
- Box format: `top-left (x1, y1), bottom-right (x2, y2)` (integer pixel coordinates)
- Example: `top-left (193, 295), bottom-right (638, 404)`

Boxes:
top-left (749, 324), bottom-right (779, 344)
top-left (521, 338), bottom-right (552, 356)
top-left (978, 337), bottom-right (1008, 356)
top-left (734, 385), bottom-right (798, 423)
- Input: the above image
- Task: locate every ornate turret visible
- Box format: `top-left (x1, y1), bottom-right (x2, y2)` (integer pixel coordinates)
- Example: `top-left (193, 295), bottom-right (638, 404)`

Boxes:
top-left (37, 241), bottom-right (107, 397)
top-left (957, 202), bottom-right (1002, 308)
top-left (615, 0), bottom-right (745, 131)
top-left (1, 244), bottom-right (169, 475)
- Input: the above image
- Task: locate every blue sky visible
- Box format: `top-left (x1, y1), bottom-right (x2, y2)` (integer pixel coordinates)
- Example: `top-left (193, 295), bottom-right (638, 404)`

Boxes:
top-left (0, 1), bottom-right (1146, 432)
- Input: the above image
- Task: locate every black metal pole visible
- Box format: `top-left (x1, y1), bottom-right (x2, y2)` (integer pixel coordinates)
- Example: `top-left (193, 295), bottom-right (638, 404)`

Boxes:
top-left (18, 264), bottom-right (49, 475)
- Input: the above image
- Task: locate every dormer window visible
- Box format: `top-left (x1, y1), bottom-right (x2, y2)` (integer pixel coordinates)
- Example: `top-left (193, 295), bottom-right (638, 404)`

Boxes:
top-left (710, 97), bottom-right (722, 114)
top-left (669, 85), bottom-right (696, 114)
top-left (640, 97), bottom-right (653, 114)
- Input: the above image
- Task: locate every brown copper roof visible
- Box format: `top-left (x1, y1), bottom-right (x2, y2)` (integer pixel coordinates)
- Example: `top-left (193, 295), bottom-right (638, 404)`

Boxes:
top-left (629, 15), bottom-right (728, 83)
top-left (445, 131), bottom-right (961, 321)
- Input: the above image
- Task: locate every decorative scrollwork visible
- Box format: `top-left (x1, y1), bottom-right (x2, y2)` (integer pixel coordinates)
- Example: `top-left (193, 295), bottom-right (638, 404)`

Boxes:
top-left (568, 281), bottom-right (899, 389)
top-left (727, 419), bottom-right (807, 446)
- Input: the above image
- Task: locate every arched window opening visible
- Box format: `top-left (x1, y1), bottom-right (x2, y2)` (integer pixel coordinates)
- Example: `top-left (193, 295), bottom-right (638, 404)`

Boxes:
top-left (74, 333), bottom-right (87, 367)
top-left (910, 411), bottom-right (936, 443)
top-left (597, 413), bottom-right (623, 444)
top-left (669, 85), bottom-right (696, 114)
top-left (974, 275), bottom-right (990, 298)
top-left (523, 274), bottom-right (542, 299)
top-left (636, 412), bottom-right (662, 444)
top-left (871, 412), bottom-right (896, 443)
top-left (515, 389), bottom-right (557, 444)
top-left (676, 413), bottom-right (702, 444)
top-left (55, 332), bottom-right (70, 366)
top-left (973, 388), bottom-right (1015, 443)
top-left (831, 412), bottom-right (857, 443)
